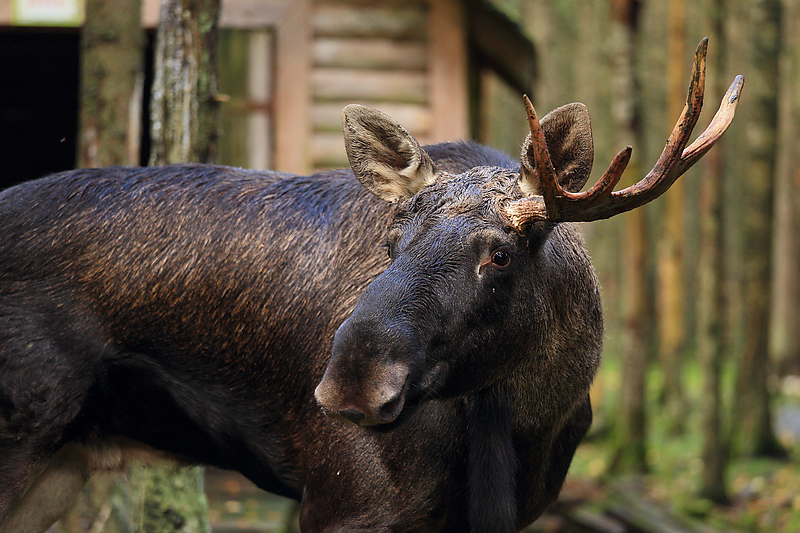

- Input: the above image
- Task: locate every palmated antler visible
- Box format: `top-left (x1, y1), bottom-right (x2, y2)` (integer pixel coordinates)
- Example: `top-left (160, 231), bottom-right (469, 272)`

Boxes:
top-left (505, 38), bottom-right (744, 228)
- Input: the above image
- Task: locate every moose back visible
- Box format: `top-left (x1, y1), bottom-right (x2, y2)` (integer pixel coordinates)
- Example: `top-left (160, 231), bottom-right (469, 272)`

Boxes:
top-left (0, 39), bottom-right (741, 533)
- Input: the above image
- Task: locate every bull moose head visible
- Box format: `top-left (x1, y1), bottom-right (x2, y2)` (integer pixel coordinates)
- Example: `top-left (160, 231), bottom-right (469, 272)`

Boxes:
top-left (315, 38), bottom-right (743, 427)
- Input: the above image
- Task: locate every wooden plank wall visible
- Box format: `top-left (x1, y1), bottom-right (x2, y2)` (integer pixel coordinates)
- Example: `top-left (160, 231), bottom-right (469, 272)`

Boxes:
top-left (221, 0), bottom-right (466, 174)
top-left (273, 0), bottom-right (312, 173)
top-left (271, 0), bottom-right (469, 173)
top-left (310, 0), bottom-right (431, 170)
top-left (428, 0), bottom-right (468, 143)
top-left (2, 0), bottom-right (470, 174)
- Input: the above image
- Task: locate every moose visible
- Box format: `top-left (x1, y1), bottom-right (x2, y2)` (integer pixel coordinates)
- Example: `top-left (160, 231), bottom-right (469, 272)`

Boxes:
top-left (0, 39), bottom-right (741, 532)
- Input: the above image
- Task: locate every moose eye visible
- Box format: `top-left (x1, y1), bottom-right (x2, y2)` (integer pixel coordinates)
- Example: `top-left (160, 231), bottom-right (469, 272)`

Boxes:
top-left (380, 243), bottom-right (392, 259)
top-left (490, 248), bottom-right (511, 268)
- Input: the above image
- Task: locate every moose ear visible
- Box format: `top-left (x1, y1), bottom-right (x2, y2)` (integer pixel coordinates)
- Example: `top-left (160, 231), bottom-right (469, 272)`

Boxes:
top-left (342, 104), bottom-right (437, 203)
top-left (519, 102), bottom-right (594, 195)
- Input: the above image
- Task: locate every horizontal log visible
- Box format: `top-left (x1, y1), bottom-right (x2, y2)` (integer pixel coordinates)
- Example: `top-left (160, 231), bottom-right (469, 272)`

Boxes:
top-left (312, 102), bottom-right (432, 136)
top-left (310, 132), bottom-right (350, 170)
top-left (313, 38), bottom-right (427, 71)
top-left (313, 4), bottom-right (427, 40)
top-left (312, 68), bottom-right (427, 104)
top-left (606, 482), bottom-right (701, 533)
top-left (220, 0), bottom-right (294, 28)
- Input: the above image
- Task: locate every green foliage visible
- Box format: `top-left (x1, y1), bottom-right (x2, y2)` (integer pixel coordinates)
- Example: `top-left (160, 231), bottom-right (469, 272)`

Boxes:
top-left (571, 358), bottom-right (800, 532)
top-left (129, 465), bottom-right (211, 533)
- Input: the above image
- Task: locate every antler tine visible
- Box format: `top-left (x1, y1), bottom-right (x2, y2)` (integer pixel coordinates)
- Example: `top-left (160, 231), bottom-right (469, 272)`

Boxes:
top-left (504, 146), bottom-right (632, 228)
top-left (600, 37), bottom-right (708, 210)
top-left (505, 38), bottom-right (743, 228)
top-left (521, 95), bottom-right (563, 217)
top-left (573, 146), bottom-right (632, 202)
top-left (678, 74), bottom-right (745, 174)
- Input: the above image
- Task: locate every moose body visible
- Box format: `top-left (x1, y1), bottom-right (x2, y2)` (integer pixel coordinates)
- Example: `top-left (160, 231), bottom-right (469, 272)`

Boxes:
top-left (0, 150), bottom-right (597, 532)
top-left (0, 39), bottom-right (741, 533)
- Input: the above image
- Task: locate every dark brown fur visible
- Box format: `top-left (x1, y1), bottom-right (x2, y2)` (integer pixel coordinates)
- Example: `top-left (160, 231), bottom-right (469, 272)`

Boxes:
top-left (0, 105), bottom-right (602, 532)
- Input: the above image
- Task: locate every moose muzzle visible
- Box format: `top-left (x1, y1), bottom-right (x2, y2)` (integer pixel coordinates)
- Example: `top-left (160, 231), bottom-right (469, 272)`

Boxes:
top-left (315, 316), bottom-right (417, 426)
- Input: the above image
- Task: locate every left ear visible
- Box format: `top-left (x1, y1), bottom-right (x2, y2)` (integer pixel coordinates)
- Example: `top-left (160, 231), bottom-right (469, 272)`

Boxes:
top-left (342, 104), bottom-right (437, 203)
top-left (519, 102), bottom-right (594, 195)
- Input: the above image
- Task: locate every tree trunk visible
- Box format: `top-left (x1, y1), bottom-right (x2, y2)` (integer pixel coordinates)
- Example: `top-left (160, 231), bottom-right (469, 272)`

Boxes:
top-left (149, 0), bottom-right (221, 166)
top-left (770, 0), bottom-right (800, 376)
top-left (130, 0), bottom-right (221, 531)
top-left (77, 0), bottom-right (143, 168)
top-left (696, 0), bottom-right (730, 503)
top-left (732, 0), bottom-right (786, 459)
top-left (608, 0), bottom-right (649, 475)
top-left (656, 0), bottom-right (688, 434)
top-left (59, 0), bottom-right (144, 530)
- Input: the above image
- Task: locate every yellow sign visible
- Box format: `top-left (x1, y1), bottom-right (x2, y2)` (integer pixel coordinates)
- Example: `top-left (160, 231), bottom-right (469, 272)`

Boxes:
top-left (13, 0), bottom-right (85, 26)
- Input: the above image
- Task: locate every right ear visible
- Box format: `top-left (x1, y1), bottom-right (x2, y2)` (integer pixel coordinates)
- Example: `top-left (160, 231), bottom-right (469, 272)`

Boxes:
top-left (519, 102), bottom-right (594, 196)
top-left (342, 104), bottom-right (437, 203)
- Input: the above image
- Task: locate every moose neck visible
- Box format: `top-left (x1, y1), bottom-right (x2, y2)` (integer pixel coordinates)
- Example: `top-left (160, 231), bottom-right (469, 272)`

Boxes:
top-left (465, 384), bottom-right (518, 533)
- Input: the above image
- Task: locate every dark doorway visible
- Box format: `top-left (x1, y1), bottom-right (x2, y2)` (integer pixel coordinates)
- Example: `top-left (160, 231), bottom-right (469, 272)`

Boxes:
top-left (0, 28), bottom-right (80, 188)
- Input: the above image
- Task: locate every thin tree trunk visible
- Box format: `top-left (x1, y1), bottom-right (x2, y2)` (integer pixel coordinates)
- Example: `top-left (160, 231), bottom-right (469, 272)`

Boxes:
top-left (770, 0), bottom-right (800, 377)
top-left (790, 0), bottom-right (800, 264)
top-left (59, 0), bottom-right (144, 530)
top-left (732, 0), bottom-right (786, 459)
top-left (697, 149), bottom-right (729, 501)
top-left (608, 0), bottom-right (649, 475)
top-left (149, 0), bottom-right (221, 166)
top-left (656, 0), bottom-right (687, 433)
top-left (130, 0), bottom-right (221, 531)
top-left (697, 0), bottom-right (730, 503)
top-left (78, 0), bottom-right (143, 168)
top-left (611, 203), bottom-right (650, 475)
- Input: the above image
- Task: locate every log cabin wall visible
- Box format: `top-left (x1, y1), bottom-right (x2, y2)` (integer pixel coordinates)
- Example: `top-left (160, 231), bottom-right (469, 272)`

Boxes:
top-left (273, 0), bottom-right (469, 174)
top-left (0, 0), bottom-right (504, 176)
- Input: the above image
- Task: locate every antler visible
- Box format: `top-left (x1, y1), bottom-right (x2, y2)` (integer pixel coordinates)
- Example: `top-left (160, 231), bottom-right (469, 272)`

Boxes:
top-left (505, 38), bottom-right (745, 228)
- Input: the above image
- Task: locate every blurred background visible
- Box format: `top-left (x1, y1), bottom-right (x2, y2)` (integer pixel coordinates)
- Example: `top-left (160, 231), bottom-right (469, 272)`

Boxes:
top-left (1, 0), bottom-right (798, 531)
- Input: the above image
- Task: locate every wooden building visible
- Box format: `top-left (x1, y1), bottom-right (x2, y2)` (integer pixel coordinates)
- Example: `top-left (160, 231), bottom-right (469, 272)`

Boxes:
top-left (0, 0), bottom-right (535, 176)
top-left (210, 0), bottom-right (536, 173)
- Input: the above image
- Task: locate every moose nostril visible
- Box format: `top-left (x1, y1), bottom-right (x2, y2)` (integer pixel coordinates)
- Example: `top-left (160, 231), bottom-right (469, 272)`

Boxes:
top-left (377, 393), bottom-right (404, 423)
top-left (338, 408), bottom-right (366, 425)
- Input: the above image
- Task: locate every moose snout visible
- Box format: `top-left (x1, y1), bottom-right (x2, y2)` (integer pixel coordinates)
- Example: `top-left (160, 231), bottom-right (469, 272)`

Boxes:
top-left (314, 367), bottom-right (408, 426)
top-left (314, 365), bottom-right (408, 426)
top-left (314, 318), bottom-right (415, 426)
